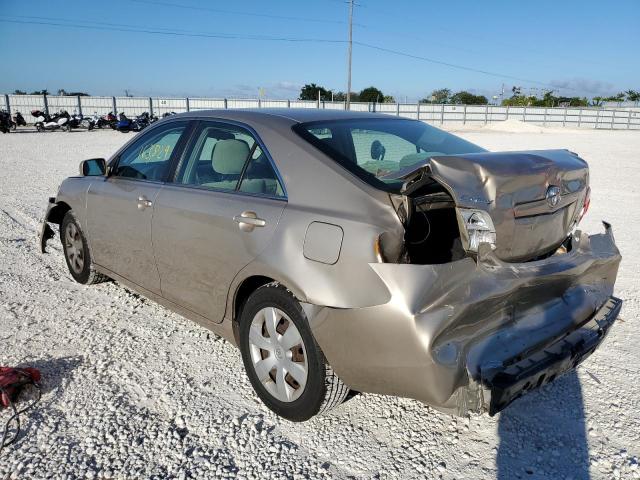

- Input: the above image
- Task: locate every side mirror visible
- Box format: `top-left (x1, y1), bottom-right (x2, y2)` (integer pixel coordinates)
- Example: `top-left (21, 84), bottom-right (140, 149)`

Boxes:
top-left (79, 158), bottom-right (106, 176)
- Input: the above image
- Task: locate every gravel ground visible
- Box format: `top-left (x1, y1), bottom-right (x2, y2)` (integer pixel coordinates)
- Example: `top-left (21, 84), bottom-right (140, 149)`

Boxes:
top-left (0, 125), bottom-right (639, 479)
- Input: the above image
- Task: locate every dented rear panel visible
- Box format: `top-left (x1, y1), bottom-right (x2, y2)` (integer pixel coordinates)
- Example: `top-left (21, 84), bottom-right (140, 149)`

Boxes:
top-left (311, 223), bottom-right (621, 415)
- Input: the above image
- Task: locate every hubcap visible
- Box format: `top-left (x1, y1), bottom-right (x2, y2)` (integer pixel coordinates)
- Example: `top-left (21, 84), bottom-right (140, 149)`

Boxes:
top-left (248, 307), bottom-right (308, 402)
top-left (65, 222), bottom-right (85, 274)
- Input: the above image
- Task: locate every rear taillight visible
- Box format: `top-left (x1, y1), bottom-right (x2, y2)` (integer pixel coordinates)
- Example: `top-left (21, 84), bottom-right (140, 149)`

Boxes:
top-left (579, 186), bottom-right (591, 222)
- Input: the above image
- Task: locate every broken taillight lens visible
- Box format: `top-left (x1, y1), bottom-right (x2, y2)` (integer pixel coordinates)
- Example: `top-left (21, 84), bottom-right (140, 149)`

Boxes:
top-left (459, 208), bottom-right (497, 253)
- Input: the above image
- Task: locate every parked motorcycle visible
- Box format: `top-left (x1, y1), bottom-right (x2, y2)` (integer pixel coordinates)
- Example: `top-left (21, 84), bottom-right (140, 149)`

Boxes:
top-left (32, 109), bottom-right (71, 132)
top-left (116, 112), bottom-right (138, 133)
top-left (69, 113), bottom-right (94, 131)
top-left (0, 110), bottom-right (12, 133)
top-left (11, 111), bottom-right (26, 130)
top-left (134, 111), bottom-right (157, 131)
top-left (96, 111), bottom-right (118, 129)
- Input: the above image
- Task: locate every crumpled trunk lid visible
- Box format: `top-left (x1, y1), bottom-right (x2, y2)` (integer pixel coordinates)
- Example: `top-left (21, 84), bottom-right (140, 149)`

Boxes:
top-left (400, 149), bottom-right (589, 262)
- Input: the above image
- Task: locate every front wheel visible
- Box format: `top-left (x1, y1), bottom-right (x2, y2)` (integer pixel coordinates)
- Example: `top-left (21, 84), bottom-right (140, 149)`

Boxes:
top-left (61, 212), bottom-right (109, 285)
top-left (239, 283), bottom-right (349, 421)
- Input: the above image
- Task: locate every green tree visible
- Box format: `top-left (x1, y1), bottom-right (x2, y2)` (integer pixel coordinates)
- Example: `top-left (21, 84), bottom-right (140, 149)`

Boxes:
top-left (30, 89), bottom-right (49, 95)
top-left (358, 86), bottom-right (384, 103)
top-left (421, 88), bottom-right (451, 104)
top-left (13, 89), bottom-right (27, 95)
top-left (626, 90), bottom-right (640, 102)
top-left (299, 83), bottom-right (331, 101)
top-left (382, 95), bottom-right (395, 103)
top-left (591, 97), bottom-right (604, 107)
top-left (603, 92), bottom-right (625, 102)
top-left (333, 91), bottom-right (359, 102)
top-left (449, 91), bottom-right (488, 105)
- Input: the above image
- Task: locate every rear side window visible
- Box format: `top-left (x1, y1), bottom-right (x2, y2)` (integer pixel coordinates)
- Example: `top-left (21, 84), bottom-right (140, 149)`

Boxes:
top-left (295, 118), bottom-right (485, 192)
top-left (238, 146), bottom-right (285, 197)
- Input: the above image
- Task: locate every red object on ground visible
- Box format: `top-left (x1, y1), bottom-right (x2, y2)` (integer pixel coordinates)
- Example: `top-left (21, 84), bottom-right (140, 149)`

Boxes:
top-left (0, 367), bottom-right (41, 408)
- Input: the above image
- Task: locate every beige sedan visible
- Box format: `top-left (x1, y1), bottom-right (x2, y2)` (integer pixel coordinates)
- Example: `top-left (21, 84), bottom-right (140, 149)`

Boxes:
top-left (40, 109), bottom-right (622, 421)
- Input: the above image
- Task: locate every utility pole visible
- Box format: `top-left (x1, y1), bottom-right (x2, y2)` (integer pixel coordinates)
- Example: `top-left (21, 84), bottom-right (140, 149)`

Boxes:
top-left (346, 0), bottom-right (354, 110)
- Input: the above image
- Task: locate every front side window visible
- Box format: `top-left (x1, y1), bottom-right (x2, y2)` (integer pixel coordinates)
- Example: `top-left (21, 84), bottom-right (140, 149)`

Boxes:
top-left (113, 122), bottom-right (188, 181)
top-left (294, 118), bottom-right (486, 192)
top-left (175, 122), bottom-right (285, 197)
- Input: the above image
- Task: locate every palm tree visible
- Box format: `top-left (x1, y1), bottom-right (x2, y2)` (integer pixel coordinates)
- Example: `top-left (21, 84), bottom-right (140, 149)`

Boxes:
top-left (625, 90), bottom-right (640, 102)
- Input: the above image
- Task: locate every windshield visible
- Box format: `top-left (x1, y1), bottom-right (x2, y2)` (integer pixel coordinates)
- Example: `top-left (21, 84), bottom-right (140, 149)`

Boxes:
top-left (293, 118), bottom-right (486, 192)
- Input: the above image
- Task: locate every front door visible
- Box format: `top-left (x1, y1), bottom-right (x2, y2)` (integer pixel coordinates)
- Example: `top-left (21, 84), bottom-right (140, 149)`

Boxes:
top-left (86, 120), bottom-right (191, 294)
top-left (152, 121), bottom-right (287, 322)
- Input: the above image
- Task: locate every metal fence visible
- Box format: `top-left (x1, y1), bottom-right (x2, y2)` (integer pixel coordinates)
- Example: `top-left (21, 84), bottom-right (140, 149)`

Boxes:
top-left (3, 93), bottom-right (639, 130)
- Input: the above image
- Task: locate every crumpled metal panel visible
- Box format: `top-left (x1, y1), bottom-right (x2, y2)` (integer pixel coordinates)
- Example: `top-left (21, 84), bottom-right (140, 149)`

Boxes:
top-left (310, 223), bottom-right (621, 415)
top-left (427, 149), bottom-right (589, 261)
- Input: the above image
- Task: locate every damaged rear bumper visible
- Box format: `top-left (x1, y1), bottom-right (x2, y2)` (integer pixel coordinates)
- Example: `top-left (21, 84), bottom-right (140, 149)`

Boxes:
top-left (310, 222), bottom-right (622, 416)
top-left (483, 295), bottom-right (621, 415)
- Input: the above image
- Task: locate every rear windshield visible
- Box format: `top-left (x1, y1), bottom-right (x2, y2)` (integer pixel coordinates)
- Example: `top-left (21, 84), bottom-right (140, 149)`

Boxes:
top-left (293, 118), bottom-right (486, 192)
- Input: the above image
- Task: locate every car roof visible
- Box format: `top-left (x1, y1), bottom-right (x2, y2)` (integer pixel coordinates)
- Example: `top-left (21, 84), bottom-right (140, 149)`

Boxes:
top-left (171, 108), bottom-right (398, 124)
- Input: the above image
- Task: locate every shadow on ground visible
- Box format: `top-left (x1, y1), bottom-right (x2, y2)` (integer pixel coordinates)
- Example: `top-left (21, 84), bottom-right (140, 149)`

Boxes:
top-left (497, 370), bottom-right (589, 480)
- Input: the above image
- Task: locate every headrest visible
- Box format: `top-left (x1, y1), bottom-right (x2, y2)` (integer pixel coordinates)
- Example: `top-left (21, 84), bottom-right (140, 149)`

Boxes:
top-left (211, 139), bottom-right (250, 175)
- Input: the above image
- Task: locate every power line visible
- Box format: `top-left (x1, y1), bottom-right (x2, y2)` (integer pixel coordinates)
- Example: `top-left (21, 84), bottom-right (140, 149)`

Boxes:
top-left (354, 41), bottom-right (591, 93)
top-left (128, 0), bottom-right (351, 25)
top-left (0, 17), bottom-right (347, 43)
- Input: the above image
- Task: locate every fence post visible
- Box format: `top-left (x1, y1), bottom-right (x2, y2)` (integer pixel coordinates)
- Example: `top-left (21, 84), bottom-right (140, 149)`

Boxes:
top-left (416, 103), bottom-right (420, 120)
top-left (610, 109), bottom-right (615, 130)
top-left (505, 105), bottom-right (509, 121)
top-left (578, 108), bottom-right (582, 127)
top-left (595, 109), bottom-right (600, 129)
top-left (628, 109), bottom-right (632, 130)
top-left (112, 96), bottom-right (117, 114)
top-left (440, 104), bottom-right (445, 124)
top-left (543, 108), bottom-right (547, 126)
top-left (484, 104), bottom-right (488, 125)
top-left (523, 106), bottom-right (526, 122)
top-left (149, 97), bottom-right (153, 116)
top-left (463, 104), bottom-right (467, 124)
top-left (4, 94), bottom-right (10, 115)
top-left (562, 107), bottom-right (567, 127)
top-left (224, 98), bottom-right (228, 109)
top-left (185, 97), bottom-right (190, 112)
top-left (43, 93), bottom-right (49, 115)
top-left (287, 99), bottom-right (291, 109)
top-left (396, 102), bottom-right (400, 116)
top-left (77, 95), bottom-right (82, 116)
top-left (258, 98), bottom-right (262, 109)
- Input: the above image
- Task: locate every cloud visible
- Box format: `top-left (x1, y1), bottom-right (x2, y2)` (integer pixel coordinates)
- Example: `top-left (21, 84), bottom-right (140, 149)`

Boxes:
top-left (548, 78), bottom-right (617, 97)
top-left (214, 81), bottom-right (303, 99)
top-left (273, 81), bottom-right (303, 92)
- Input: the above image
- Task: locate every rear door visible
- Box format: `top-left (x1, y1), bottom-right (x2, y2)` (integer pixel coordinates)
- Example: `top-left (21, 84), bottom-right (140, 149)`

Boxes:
top-left (86, 120), bottom-right (191, 293)
top-left (152, 120), bottom-right (287, 322)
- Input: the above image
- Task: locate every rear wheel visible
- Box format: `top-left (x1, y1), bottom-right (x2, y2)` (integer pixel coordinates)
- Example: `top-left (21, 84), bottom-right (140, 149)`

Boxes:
top-left (61, 212), bottom-right (109, 285)
top-left (239, 283), bottom-right (349, 421)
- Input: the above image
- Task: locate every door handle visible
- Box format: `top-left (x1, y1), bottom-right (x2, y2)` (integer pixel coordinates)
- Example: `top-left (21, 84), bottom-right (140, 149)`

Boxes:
top-left (233, 211), bottom-right (266, 232)
top-left (137, 195), bottom-right (153, 210)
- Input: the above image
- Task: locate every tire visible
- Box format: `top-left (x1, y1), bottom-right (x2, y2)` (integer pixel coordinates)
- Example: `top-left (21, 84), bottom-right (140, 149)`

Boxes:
top-left (61, 212), bottom-right (109, 285)
top-left (239, 283), bottom-right (349, 421)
